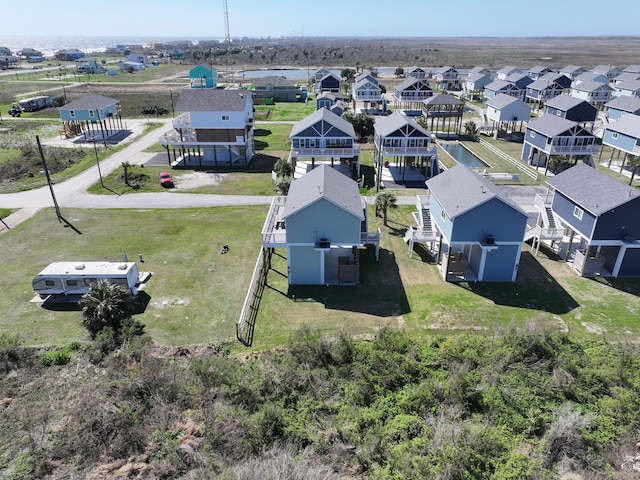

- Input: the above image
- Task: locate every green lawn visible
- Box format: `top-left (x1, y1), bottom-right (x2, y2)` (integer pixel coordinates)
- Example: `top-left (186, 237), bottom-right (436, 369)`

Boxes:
top-left (4, 206), bottom-right (640, 351)
top-left (255, 101), bottom-right (315, 121)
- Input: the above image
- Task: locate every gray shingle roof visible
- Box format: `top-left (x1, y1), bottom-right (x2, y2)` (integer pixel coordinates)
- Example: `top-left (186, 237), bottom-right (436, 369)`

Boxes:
top-left (466, 73), bottom-right (490, 83)
top-left (283, 164), bottom-right (363, 220)
top-left (422, 93), bottom-right (464, 106)
top-left (485, 93), bottom-right (520, 109)
top-left (484, 79), bottom-right (514, 91)
top-left (605, 95), bottom-right (640, 112)
top-left (374, 112), bottom-right (430, 138)
top-left (426, 164), bottom-right (527, 219)
top-left (496, 66), bottom-right (519, 75)
top-left (290, 108), bottom-right (355, 138)
top-left (545, 94), bottom-right (584, 110)
top-left (572, 80), bottom-right (613, 93)
top-left (395, 76), bottom-right (431, 91)
top-left (251, 75), bottom-right (296, 87)
top-left (603, 113), bottom-right (640, 137)
top-left (527, 78), bottom-right (561, 91)
top-left (175, 88), bottom-right (250, 112)
top-left (616, 80), bottom-right (640, 92)
top-left (526, 114), bottom-right (579, 137)
top-left (59, 93), bottom-right (118, 110)
top-left (547, 163), bottom-right (640, 216)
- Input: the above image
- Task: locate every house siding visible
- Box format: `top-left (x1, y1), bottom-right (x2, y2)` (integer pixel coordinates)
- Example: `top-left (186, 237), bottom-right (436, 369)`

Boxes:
top-left (454, 199), bottom-right (527, 243)
top-left (285, 199), bottom-right (361, 245)
top-left (483, 244), bottom-right (522, 281)
top-left (288, 247), bottom-right (321, 284)
top-left (551, 193), bottom-right (596, 238)
top-left (619, 249), bottom-right (640, 277)
top-left (592, 199), bottom-right (640, 241)
top-left (602, 130), bottom-right (640, 153)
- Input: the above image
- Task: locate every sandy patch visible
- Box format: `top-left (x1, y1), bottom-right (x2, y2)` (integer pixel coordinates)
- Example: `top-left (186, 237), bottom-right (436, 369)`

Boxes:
top-left (174, 172), bottom-right (229, 189)
top-left (581, 322), bottom-right (606, 335)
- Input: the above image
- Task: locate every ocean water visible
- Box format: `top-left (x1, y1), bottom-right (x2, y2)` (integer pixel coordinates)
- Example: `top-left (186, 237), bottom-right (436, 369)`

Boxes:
top-left (0, 35), bottom-right (224, 57)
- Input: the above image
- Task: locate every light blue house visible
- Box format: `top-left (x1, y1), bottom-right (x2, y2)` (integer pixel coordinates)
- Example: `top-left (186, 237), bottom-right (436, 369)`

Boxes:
top-left (484, 94), bottom-right (531, 138)
top-left (424, 164), bottom-right (529, 282)
top-left (261, 164), bottom-right (380, 285)
top-left (604, 95), bottom-right (640, 121)
top-left (601, 113), bottom-right (640, 170)
top-left (484, 79), bottom-right (522, 100)
top-left (463, 73), bottom-right (492, 99)
top-left (189, 64), bottom-right (218, 89)
top-left (58, 94), bottom-right (124, 141)
top-left (521, 114), bottom-right (598, 172)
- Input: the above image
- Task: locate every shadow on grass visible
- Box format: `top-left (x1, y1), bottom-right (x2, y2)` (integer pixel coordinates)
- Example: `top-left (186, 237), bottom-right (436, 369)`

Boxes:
top-left (360, 164), bottom-right (376, 190)
top-left (254, 140), bottom-right (269, 150)
top-left (283, 247), bottom-right (411, 317)
top-left (41, 291), bottom-right (152, 314)
top-left (588, 276), bottom-right (640, 298)
top-left (457, 251), bottom-right (579, 315)
top-left (254, 128), bottom-right (272, 137)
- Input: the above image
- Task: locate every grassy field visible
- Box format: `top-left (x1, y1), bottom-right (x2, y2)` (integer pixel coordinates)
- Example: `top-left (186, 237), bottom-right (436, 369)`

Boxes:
top-left (3, 206), bottom-right (640, 351)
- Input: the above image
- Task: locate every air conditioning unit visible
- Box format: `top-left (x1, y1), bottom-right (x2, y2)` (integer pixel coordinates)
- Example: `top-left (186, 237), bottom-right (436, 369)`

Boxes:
top-left (485, 234), bottom-right (495, 245)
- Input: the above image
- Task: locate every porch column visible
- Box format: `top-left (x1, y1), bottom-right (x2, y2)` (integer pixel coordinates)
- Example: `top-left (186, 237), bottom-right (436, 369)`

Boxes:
top-left (478, 249), bottom-right (487, 282)
top-left (612, 245), bottom-right (627, 278)
top-left (320, 249), bottom-right (326, 285)
top-left (564, 230), bottom-right (575, 261)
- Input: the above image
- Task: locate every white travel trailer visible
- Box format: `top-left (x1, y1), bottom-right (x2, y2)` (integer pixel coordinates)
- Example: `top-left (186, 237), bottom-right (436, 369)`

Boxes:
top-left (32, 262), bottom-right (148, 297)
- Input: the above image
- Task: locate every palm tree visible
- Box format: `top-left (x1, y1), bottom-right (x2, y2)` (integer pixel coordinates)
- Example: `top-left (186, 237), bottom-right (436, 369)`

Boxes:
top-left (79, 280), bottom-right (135, 339)
top-left (627, 155), bottom-right (640, 185)
top-left (463, 120), bottom-right (478, 139)
top-left (375, 192), bottom-right (397, 226)
top-left (273, 158), bottom-right (293, 180)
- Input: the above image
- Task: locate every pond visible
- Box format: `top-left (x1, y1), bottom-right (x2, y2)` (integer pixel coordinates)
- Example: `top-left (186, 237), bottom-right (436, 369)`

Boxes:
top-left (439, 142), bottom-right (489, 168)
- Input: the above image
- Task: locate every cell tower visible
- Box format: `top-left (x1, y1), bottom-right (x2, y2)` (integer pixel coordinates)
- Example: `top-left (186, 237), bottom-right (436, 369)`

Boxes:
top-left (223, 0), bottom-right (231, 76)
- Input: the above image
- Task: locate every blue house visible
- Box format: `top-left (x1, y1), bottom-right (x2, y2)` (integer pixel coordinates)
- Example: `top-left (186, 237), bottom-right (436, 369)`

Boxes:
top-left (393, 77), bottom-right (433, 115)
top-left (528, 65), bottom-right (553, 80)
top-left (544, 94), bottom-right (598, 126)
top-left (58, 94), bottom-right (124, 141)
top-left (189, 64), bottom-right (218, 89)
top-left (601, 114), bottom-right (640, 171)
top-left (505, 72), bottom-right (534, 91)
top-left (484, 79), bottom-right (522, 100)
top-left (525, 73), bottom-right (571, 105)
top-left (316, 92), bottom-right (343, 111)
top-left (261, 164), bottom-right (380, 285)
top-left (521, 114), bottom-right (598, 171)
top-left (289, 108), bottom-right (359, 177)
top-left (604, 95), bottom-right (640, 121)
top-left (316, 73), bottom-right (340, 94)
top-left (546, 164), bottom-right (640, 277)
top-left (424, 164), bottom-right (529, 282)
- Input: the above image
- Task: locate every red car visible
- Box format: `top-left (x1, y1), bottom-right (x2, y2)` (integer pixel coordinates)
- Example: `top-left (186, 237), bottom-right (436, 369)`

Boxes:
top-left (158, 171), bottom-right (174, 188)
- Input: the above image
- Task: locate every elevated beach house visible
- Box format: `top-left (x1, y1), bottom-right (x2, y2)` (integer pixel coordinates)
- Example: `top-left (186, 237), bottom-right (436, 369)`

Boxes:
top-left (58, 94), bottom-right (124, 141)
top-left (261, 164), bottom-right (380, 285)
top-left (393, 77), bottom-right (433, 115)
top-left (600, 113), bottom-right (640, 172)
top-left (521, 114), bottom-right (598, 172)
top-left (544, 164), bottom-right (640, 277)
top-left (604, 95), bottom-right (640, 122)
top-left (189, 64), bottom-right (218, 89)
top-left (544, 94), bottom-right (598, 127)
top-left (159, 88), bottom-right (254, 167)
top-left (289, 108), bottom-right (359, 177)
top-left (419, 164), bottom-right (529, 282)
top-left (483, 94), bottom-right (531, 138)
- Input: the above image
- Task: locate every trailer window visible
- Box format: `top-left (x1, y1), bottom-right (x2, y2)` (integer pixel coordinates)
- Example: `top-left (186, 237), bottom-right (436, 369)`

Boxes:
top-left (67, 279), bottom-right (77, 286)
top-left (45, 280), bottom-right (55, 286)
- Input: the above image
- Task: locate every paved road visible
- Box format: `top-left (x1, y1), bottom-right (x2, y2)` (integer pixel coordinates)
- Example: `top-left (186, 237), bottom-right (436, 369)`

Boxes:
top-left (0, 116), bottom-right (545, 231)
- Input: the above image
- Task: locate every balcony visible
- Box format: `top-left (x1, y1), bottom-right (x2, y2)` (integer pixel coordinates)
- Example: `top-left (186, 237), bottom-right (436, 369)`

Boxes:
top-left (379, 145), bottom-right (438, 156)
top-left (291, 145), bottom-right (360, 158)
top-left (354, 93), bottom-right (383, 102)
top-left (159, 129), bottom-right (197, 145)
top-left (172, 112), bottom-right (191, 129)
top-left (547, 143), bottom-right (600, 154)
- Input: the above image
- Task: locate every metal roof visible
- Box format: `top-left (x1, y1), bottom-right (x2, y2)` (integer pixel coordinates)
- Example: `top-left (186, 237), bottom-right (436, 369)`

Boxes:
top-left (572, 80), bottom-right (613, 93)
top-left (547, 163), bottom-right (640, 216)
top-left (283, 164), bottom-right (364, 220)
top-left (426, 164), bottom-right (527, 219)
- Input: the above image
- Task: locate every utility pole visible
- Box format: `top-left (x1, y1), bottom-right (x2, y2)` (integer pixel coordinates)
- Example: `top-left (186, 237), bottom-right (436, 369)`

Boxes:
top-left (223, 0), bottom-right (231, 77)
top-left (93, 141), bottom-right (104, 187)
top-left (36, 135), bottom-right (62, 223)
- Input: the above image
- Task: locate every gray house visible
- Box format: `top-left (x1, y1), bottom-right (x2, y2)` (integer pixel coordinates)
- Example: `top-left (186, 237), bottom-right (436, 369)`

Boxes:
top-left (484, 94), bottom-right (531, 138)
top-left (423, 164), bottom-right (529, 282)
top-left (546, 164), bottom-right (640, 277)
top-left (261, 164), bottom-right (380, 285)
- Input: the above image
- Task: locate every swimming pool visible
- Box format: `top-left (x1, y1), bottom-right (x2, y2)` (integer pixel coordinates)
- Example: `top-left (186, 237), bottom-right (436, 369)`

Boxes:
top-left (439, 142), bottom-right (489, 168)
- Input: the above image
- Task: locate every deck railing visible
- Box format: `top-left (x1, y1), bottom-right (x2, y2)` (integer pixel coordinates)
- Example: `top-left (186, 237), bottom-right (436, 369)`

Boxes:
top-left (477, 137), bottom-right (538, 180)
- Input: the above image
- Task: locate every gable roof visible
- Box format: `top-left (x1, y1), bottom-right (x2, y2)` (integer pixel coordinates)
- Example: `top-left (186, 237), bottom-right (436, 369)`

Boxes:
top-left (560, 65), bottom-right (585, 74)
top-left (59, 93), bottom-right (118, 110)
top-left (283, 164), bottom-right (363, 220)
top-left (496, 66), bottom-right (519, 75)
top-left (527, 77), bottom-right (564, 91)
top-left (547, 164), bottom-right (640, 216)
top-left (290, 108), bottom-right (355, 137)
top-left (603, 113), bottom-right (640, 137)
top-left (354, 73), bottom-right (378, 85)
top-left (436, 66), bottom-right (457, 74)
top-left (572, 80), bottom-right (613, 93)
top-left (175, 88), bottom-right (250, 112)
top-left (395, 76), bottom-right (432, 91)
top-left (616, 79), bottom-right (640, 92)
top-left (422, 93), bottom-right (464, 106)
top-left (426, 164), bottom-right (527, 219)
top-left (623, 65), bottom-right (640, 74)
top-left (466, 72), bottom-right (491, 83)
top-left (545, 94), bottom-right (588, 111)
top-left (353, 78), bottom-right (381, 90)
top-left (485, 79), bottom-right (518, 92)
top-left (574, 72), bottom-right (608, 83)
top-left (605, 95), bottom-right (640, 112)
top-left (251, 75), bottom-right (297, 87)
top-left (528, 65), bottom-right (552, 74)
top-left (526, 114), bottom-right (585, 137)
top-left (374, 112), bottom-right (431, 138)
top-left (485, 93), bottom-right (523, 109)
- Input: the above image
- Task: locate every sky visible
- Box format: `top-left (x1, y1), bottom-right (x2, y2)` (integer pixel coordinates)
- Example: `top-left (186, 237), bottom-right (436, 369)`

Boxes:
top-left (3, 0), bottom-right (640, 39)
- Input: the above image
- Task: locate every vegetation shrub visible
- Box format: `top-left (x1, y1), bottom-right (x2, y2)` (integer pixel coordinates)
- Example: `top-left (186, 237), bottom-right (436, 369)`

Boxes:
top-left (39, 341), bottom-right (81, 366)
top-left (0, 333), bottom-right (21, 372)
top-left (0, 144), bottom-right (86, 181)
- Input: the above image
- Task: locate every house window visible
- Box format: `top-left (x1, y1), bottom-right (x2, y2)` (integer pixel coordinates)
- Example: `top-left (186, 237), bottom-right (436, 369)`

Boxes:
top-left (441, 210), bottom-right (447, 221)
top-left (555, 110), bottom-right (561, 116)
top-left (89, 110), bottom-right (94, 117)
top-left (612, 132), bottom-right (618, 139)
top-left (69, 110), bottom-right (75, 118)
top-left (573, 206), bottom-right (584, 220)
top-left (222, 115), bottom-right (229, 120)
top-left (530, 131), bottom-right (535, 138)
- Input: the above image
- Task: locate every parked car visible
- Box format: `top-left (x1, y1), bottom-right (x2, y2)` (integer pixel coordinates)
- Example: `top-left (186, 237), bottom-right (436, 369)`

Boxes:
top-left (158, 171), bottom-right (174, 188)
top-left (8, 105), bottom-right (21, 117)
